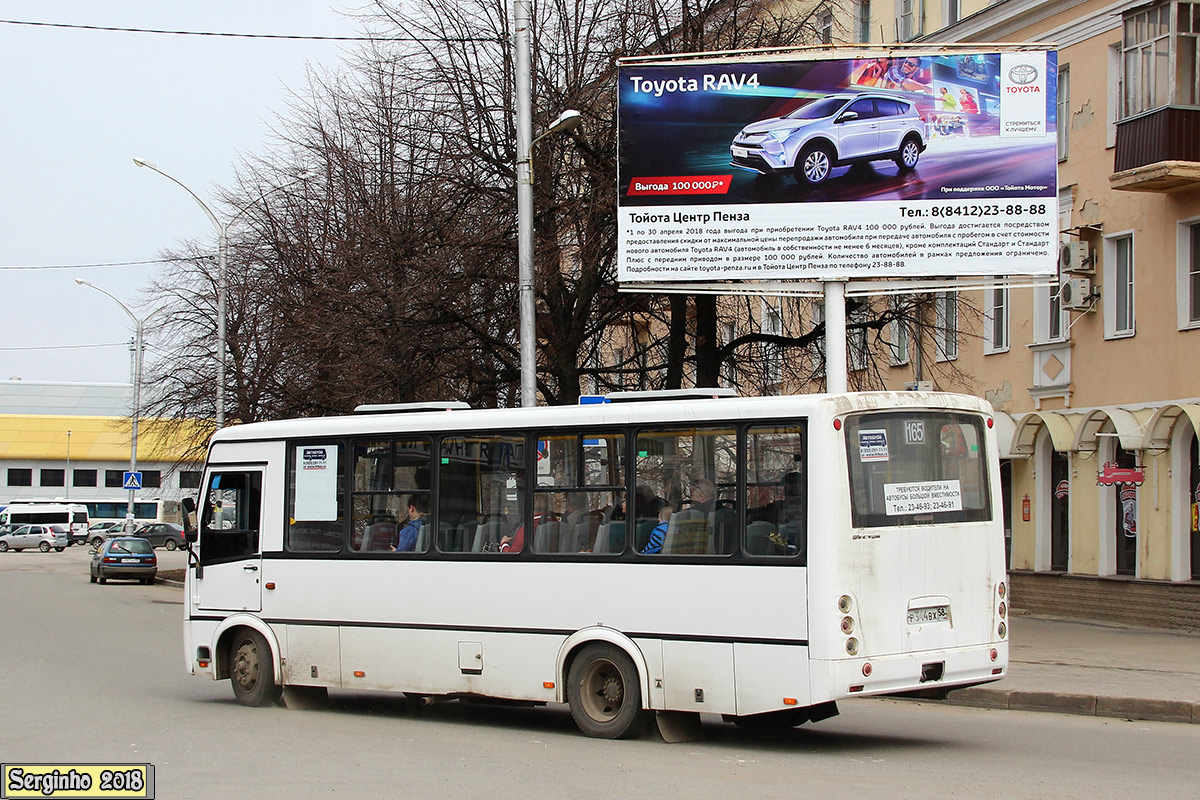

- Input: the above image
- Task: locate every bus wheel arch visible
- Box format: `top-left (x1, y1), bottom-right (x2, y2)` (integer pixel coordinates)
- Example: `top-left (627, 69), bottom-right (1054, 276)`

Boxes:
top-left (212, 616), bottom-right (282, 688)
top-left (559, 629), bottom-right (651, 739)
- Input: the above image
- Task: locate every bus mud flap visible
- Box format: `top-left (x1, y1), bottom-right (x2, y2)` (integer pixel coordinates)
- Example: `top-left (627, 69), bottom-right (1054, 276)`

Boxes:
top-left (282, 685), bottom-right (330, 710)
top-left (655, 710), bottom-right (703, 743)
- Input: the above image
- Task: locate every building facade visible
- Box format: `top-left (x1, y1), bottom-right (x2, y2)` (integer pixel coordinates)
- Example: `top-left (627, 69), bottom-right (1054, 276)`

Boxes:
top-left (0, 380), bottom-right (208, 510)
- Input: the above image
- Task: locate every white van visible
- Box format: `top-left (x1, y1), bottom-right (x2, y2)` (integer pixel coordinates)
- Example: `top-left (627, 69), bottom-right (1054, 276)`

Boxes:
top-left (0, 503), bottom-right (90, 545)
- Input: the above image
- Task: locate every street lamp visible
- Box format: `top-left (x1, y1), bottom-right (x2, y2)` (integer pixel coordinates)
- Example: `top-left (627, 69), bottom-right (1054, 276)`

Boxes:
top-left (75, 279), bottom-right (167, 533)
top-left (65, 430), bottom-right (71, 501)
top-left (132, 158), bottom-right (315, 427)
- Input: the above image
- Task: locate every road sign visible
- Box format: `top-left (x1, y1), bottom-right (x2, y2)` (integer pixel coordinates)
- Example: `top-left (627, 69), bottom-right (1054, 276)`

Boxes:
top-left (122, 471), bottom-right (143, 490)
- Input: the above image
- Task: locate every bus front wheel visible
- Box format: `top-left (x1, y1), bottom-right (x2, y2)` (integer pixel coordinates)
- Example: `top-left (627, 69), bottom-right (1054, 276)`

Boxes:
top-left (567, 643), bottom-right (643, 739)
top-left (229, 628), bottom-right (283, 707)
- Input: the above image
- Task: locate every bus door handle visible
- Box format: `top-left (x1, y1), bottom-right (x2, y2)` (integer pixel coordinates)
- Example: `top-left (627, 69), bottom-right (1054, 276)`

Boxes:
top-left (243, 564), bottom-right (259, 572)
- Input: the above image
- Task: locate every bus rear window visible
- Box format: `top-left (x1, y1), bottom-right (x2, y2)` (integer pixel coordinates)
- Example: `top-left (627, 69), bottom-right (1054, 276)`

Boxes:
top-left (844, 411), bottom-right (990, 528)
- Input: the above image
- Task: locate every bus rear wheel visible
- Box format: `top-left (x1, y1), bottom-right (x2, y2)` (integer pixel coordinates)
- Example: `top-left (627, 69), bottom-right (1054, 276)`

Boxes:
top-left (229, 628), bottom-right (283, 707)
top-left (567, 643), bottom-right (643, 739)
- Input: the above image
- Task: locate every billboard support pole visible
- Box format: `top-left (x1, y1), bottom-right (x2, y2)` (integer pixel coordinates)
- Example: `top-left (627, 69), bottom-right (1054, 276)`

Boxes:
top-left (824, 281), bottom-right (848, 393)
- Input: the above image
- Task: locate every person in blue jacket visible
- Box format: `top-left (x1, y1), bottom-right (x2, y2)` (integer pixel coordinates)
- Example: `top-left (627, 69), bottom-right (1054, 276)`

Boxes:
top-left (396, 495), bottom-right (428, 552)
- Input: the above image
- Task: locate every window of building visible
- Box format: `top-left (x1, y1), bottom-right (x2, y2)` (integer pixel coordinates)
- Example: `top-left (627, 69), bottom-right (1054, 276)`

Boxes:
top-left (105, 470), bottom-right (124, 488)
top-left (935, 291), bottom-right (958, 361)
top-left (761, 300), bottom-right (783, 393)
top-left (141, 470), bottom-right (161, 489)
top-left (720, 321), bottom-right (738, 388)
top-left (1057, 65), bottom-right (1070, 161)
top-left (857, 0), bottom-right (872, 41)
top-left (888, 297), bottom-right (909, 365)
top-left (984, 286), bottom-right (1010, 354)
top-left (848, 303), bottom-right (869, 371)
top-left (1178, 218), bottom-right (1200, 329)
top-left (40, 469), bottom-right (65, 487)
top-left (1104, 233), bottom-right (1136, 338)
top-left (8, 468), bottom-right (32, 487)
top-left (945, 0), bottom-right (960, 26)
top-left (1120, 1), bottom-right (1200, 118)
top-left (180, 470), bottom-right (202, 490)
top-left (73, 469), bottom-right (97, 488)
top-left (896, 0), bottom-right (922, 41)
top-left (818, 7), bottom-right (833, 43)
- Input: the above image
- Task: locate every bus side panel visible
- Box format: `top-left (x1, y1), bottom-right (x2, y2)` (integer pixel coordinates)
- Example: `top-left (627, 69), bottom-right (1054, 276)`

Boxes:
top-left (733, 643), bottom-right (812, 716)
top-left (280, 624), bottom-right (341, 688)
top-left (661, 641), bottom-right (736, 715)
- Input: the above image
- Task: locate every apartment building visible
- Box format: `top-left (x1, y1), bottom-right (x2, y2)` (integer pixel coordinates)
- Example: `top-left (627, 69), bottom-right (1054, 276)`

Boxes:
top-left (821, 0), bottom-right (1200, 625)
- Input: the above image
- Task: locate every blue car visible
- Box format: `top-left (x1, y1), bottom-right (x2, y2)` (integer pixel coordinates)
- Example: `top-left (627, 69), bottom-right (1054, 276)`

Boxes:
top-left (90, 537), bottom-right (158, 585)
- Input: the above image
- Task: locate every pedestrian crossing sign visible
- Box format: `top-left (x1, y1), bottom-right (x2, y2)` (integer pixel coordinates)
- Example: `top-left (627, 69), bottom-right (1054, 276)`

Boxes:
top-left (123, 471), bottom-right (143, 490)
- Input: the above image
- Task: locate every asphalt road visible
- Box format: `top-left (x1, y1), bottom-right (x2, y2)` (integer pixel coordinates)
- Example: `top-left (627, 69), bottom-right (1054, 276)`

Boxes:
top-left (2, 546), bottom-right (1196, 799)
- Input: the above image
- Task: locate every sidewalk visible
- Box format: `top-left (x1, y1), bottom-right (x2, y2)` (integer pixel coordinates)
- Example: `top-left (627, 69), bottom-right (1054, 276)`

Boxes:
top-left (942, 614), bottom-right (1200, 724)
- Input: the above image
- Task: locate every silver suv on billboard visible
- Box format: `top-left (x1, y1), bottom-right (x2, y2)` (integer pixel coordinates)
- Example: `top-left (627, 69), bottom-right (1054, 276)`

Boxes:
top-left (730, 93), bottom-right (927, 186)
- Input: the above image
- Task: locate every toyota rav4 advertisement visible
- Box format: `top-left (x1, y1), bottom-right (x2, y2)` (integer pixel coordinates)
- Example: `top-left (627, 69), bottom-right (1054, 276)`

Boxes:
top-left (617, 48), bottom-right (1058, 283)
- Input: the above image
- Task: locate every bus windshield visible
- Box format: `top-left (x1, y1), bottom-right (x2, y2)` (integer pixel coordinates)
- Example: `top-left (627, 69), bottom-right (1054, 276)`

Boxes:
top-left (844, 410), bottom-right (991, 527)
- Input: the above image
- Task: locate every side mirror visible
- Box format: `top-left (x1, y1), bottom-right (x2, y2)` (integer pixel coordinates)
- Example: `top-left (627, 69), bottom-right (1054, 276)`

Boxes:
top-left (181, 496), bottom-right (198, 543)
top-left (837, 111), bottom-right (859, 123)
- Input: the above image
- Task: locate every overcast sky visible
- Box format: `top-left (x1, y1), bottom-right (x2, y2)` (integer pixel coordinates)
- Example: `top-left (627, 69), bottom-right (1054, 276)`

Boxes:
top-left (0, 1), bottom-right (367, 384)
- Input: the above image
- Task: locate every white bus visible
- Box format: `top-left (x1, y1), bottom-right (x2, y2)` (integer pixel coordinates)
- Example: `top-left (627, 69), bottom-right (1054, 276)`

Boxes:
top-left (0, 502), bottom-right (89, 544)
top-left (84, 498), bottom-right (178, 531)
top-left (182, 391), bottom-right (1008, 738)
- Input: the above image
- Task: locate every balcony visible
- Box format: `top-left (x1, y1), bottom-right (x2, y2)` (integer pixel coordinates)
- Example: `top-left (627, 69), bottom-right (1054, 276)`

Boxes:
top-left (1110, 106), bottom-right (1200, 193)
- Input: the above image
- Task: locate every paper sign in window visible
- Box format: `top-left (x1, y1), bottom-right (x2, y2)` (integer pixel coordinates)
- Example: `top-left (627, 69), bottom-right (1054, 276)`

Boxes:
top-left (883, 480), bottom-right (963, 515)
top-left (295, 446), bottom-right (338, 521)
top-left (858, 429), bottom-right (890, 462)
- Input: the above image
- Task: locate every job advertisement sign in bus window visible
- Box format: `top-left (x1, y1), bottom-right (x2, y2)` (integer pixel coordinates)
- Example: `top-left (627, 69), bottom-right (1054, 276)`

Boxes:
top-left (617, 48), bottom-right (1057, 283)
top-left (295, 445), bottom-right (338, 521)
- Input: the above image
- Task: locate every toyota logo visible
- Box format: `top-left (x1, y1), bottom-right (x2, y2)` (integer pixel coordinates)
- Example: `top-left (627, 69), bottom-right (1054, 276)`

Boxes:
top-left (1009, 63), bottom-right (1039, 85)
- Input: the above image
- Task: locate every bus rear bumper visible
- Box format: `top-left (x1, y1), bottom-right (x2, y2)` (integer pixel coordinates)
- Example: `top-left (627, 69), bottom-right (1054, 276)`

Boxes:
top-left (823, 642), bottom-right (1008, 700)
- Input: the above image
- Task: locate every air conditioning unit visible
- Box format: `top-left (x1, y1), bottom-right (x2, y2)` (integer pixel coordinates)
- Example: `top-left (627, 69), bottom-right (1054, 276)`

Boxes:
top-left (1059, 241), bottom-right (1093, 273)
top-left (1059, 277), bottom-right (1094, 311)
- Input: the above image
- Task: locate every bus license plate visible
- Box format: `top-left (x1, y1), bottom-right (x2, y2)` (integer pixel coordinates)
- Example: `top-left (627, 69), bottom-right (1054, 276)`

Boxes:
top-left (907, 605), bottom-right (949, 625)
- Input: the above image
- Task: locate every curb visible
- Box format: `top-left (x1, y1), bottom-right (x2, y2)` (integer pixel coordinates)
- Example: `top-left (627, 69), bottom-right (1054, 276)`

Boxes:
top-left (943, 686), bottom-right (1200, 724)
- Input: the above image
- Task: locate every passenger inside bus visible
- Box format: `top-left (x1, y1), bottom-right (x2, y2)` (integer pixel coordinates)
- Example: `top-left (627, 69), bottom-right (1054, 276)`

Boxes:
top-left (395, 495), bottom-right (427, 552)
top-left (640, 499), bottom-right (670, 554)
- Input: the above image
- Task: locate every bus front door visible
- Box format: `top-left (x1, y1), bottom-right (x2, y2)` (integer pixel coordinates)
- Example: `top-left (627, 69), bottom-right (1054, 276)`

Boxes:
top-left (196, 470), bottom-right (264, 613)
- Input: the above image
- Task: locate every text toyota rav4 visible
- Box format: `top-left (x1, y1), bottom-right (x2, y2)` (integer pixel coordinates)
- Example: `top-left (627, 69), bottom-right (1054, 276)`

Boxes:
top-left (730, 93), bottom-right (927, 186)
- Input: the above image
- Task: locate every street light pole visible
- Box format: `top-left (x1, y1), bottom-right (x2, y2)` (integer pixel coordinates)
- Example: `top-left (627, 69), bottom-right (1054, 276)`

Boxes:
top-left (75, 279), bottom-right (166, 533)
top-left (132, 158), bottom-right (314, 427)
top-left (513, 6), bottom-right (582, 408)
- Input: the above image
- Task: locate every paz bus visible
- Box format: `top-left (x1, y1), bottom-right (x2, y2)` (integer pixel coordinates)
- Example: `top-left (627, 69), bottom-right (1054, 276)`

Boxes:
top-left (181, 390), bottom-right (1008, 738)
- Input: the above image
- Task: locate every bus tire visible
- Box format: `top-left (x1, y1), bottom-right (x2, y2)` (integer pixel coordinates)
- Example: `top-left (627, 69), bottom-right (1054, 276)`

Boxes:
top-left (230, 628), bottom-right (283, 707)
top-left (567, 642), bottom-right (643, 739)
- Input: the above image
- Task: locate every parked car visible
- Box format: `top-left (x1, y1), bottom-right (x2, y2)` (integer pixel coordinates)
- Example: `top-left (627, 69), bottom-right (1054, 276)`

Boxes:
top-left (131, 522), bottom-right (186, 551)
top-left (0, 524), bottom-right (68, 552)
top-left (87, 522), bottom-right (126, 548)
top-left (90, 537), bottom-right (157, 585)
top-left (730, 93), bottom-right (927, 186)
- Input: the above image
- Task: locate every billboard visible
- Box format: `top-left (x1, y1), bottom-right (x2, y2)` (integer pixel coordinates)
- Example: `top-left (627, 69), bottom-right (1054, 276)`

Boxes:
top-left (617, 48), bottom-right (1058, 283)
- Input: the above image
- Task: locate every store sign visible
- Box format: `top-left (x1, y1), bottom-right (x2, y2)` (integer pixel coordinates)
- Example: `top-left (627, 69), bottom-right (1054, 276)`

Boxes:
top-left (617, 48), bottom-right (1058, 283)
top-left (1096, 462), bottom-right (1145, 487)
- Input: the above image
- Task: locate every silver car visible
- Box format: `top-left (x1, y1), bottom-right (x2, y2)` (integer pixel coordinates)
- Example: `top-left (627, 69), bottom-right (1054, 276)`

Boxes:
top-left (0, 524), bottom-right (68, 552)
top-left (730, 93), bottom-right (927, 186)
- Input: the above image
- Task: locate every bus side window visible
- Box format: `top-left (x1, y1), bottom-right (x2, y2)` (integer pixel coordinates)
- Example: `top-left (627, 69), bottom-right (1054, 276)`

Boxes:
top-left (745, 425), bottom-right (806, 561)
top-left (199, 471), bottom-right (262, 564)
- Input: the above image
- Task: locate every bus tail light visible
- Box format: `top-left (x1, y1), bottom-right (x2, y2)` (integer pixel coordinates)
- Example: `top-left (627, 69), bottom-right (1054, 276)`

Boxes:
top-left (997, 582), bottom-right (1006, 599)
top-left (840, 616), bottom-right (854, 634)
top-left (990, 648), bottom-right (998, 662)
top-left (845, 637), bottom-right (859, 655)
top-left (998, 602), bottom-right (1007, 618)
top-left (838, 595), bottom-right (853, 613)
top-left (998, 622), bottom-right (1007, 639)
top-left (861, 662), bottom-right (873, 677)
